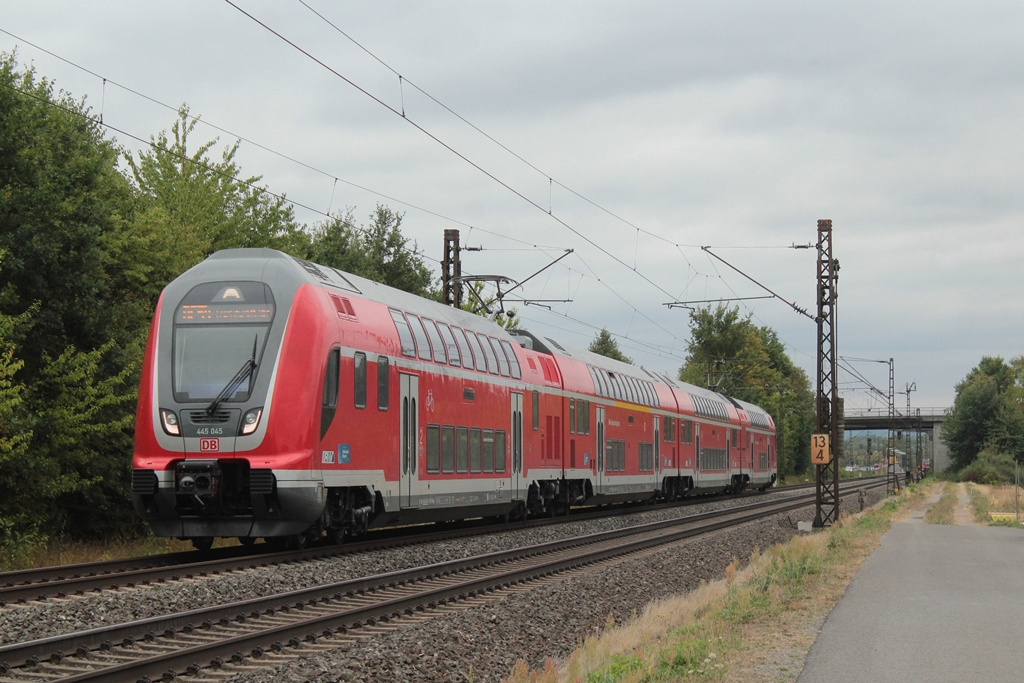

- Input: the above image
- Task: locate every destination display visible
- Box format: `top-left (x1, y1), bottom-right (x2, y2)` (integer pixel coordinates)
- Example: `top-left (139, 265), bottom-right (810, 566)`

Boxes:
top-left (176, 304), bottom-right (274, 324)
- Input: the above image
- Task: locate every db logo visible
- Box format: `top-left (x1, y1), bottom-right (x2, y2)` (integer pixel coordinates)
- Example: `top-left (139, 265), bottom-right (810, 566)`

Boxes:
top-left (200, 438), bottom-right (220, 452)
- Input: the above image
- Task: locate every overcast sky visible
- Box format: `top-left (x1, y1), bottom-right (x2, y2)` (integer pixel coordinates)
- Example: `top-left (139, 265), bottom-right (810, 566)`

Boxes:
top-left (4, 1), bottom-right (1023, 409)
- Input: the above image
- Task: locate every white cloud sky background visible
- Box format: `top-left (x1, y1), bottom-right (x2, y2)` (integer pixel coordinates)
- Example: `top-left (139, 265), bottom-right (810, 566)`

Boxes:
top-left (4, 1), bottom-right (1024, 409)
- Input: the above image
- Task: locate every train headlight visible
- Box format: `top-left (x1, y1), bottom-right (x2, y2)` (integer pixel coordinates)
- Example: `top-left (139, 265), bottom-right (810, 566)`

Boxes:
top-left (241, 407), bottom-right (263, 435)
top-left (160, 409), bottom-right (180, 436)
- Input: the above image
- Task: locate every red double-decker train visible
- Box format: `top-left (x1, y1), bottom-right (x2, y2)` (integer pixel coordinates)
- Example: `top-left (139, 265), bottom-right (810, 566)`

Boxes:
top-left (131, 249), bottom-right (776, 550)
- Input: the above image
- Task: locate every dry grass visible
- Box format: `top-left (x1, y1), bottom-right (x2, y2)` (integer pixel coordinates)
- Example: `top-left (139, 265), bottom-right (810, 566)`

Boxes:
top-left (970, 483), bottom-right (1024, 527)
top-left (988, 484), bottom-right (1024, 514)
top-left (923, 482), bottom-right (957, 525)
top-left (0, 535), bottom-right (241, 572)
top-left (505, 487), bottom-right (922, 683)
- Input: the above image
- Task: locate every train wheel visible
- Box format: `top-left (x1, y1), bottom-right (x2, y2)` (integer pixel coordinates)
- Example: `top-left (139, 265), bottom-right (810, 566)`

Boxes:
top-left (327, 527), bottom-right (346, 545)
top-left (287, 533), bottom-right (308, 551)
top-left (192, 537), bottom-right (213, 552)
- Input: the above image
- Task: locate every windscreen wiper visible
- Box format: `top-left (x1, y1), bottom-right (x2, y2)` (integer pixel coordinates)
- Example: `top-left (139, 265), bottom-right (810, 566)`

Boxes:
top-left (206, 337), bottom-right (258, 416)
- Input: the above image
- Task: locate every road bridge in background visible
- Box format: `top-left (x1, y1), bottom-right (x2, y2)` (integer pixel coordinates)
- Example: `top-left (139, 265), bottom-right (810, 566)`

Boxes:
top-left (843, 408), bottom-right (950, 472)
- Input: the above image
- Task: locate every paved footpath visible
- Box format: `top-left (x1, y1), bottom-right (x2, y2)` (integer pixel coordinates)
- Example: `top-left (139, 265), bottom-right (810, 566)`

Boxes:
top-left (799, 490), bottom-right (1024, 683)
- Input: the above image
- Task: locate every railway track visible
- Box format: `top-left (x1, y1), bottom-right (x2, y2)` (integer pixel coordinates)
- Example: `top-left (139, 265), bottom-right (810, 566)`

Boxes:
top-left (0, 481), bottom-right (836, 607)
top-left (0, 479), bottom-right (883, 683)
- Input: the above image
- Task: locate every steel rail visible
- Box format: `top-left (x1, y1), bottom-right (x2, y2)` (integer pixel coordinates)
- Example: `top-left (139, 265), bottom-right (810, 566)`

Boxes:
top-left (0, 481), bottom-right (832, 606)
top-left (0, 480), bottom-right (884, 681)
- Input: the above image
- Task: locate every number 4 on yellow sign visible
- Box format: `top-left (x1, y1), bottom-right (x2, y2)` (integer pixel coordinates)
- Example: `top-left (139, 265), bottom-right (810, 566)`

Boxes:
top-left (811, 433), bottom-right (831, 465)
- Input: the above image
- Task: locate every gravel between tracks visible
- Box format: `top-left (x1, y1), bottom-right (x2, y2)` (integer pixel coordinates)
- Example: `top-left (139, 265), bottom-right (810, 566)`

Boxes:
top-left (0, 486), bottom-right (883, 681)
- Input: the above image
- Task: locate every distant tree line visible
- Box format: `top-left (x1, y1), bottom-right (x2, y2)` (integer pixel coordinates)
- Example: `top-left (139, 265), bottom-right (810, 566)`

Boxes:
top-left (0, 54), bottom-right (434, 556)
top-left (942, 356), bottom-right (1024, 483)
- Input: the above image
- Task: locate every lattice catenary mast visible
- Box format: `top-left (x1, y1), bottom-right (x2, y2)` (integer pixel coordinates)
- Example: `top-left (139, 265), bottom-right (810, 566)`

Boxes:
top-left (814, 219), bottom-right (841, 527)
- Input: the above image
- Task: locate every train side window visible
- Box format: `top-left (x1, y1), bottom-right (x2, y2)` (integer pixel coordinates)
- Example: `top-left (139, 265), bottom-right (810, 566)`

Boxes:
top-left (664, 416), bottom-right (675, 442)
top-left (500, 340), bottom-right (522, 379)
top-left (452, 327), bottom-right (475, 370)
top-left (578, 399), bottom-right (589, 435)
top-left (483, 429), bottom-right (495, 472)
top-left (470, 427), bottom-right (482, 472)
top-left (422, 318), bottom-right (448, 364)
top-left (569, 399), bottom-right (576, 434)
top-left (426, 424), bottom-right (441, 473)
top-left (495, 430), bottom-right (507, 472)
top-left (323, 349), bottom-right (340, 408)
top-left (608, 373), bottom-right (623, 401)
top-left (532, 391), bottom-right (539, 430)
top-left (389, 308), bottom-right (416, 357)
top-left (681, 419), bottom-right (693, 444)
top-left (588, 366), bottom-right (603, 397)
top-left (407, 313), bottom-right (432, 361)
top-left (320, 348), bottom-right (340, 440)
top-left (442, 425), bottom-right (455, 473)
top-left (354, 352), bottom-right (367, 409)
top-left (437, 322), bottom-right (461, 366)
top-left (457, 426), bottom-right (469, 473)
top-left (469, 332), bottom-right (496, 374)
top-left (488, 337), bottom-right (510, 376)
top-left (377, 356), bottom-right (389, 411)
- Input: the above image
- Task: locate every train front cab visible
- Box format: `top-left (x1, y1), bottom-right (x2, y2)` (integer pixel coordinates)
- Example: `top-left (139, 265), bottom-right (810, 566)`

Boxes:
top-left (132, 255), bottom-right (333, 549)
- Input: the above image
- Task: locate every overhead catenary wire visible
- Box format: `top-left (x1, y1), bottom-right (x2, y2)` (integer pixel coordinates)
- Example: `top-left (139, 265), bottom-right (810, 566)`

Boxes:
top-left (226, 2), bottom-right (825, 361)
top-left (1, 58), bottom-right (686, 369)
top-left (2, 14), bottom-right (818, 376)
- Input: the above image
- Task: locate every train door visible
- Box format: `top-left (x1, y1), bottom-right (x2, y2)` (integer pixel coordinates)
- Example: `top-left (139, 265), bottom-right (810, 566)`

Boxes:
top-left (511, 392), bottom-right (524, 501)
top-left (653, 416), bottom-right (661, 489)
top-left (749, 433), bottom-right (754, 471)
top-left (596, 406), bottom-right (606, 493)
top-left (400, 373), bottom-right (419, 508)
top-left (694, 423), bottom-right (701, 486)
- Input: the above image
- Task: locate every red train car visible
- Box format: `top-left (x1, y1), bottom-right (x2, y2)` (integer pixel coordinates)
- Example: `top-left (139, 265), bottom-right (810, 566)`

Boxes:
top-left (131, 249), bottom-right (776, 550)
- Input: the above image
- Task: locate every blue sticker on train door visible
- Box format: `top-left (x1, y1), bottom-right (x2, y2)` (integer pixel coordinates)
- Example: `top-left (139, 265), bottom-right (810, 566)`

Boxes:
top-left (338, 444), bottom-right (351, 464)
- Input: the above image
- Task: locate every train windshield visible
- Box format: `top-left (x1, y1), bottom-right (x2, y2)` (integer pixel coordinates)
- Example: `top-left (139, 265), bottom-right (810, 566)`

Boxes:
top-left (171, 282), bottom-right (276, 402)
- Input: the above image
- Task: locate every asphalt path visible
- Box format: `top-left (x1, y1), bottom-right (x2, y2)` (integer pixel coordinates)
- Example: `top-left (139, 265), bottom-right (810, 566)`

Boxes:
top-left (799, 492), bottom-right (1024, 682)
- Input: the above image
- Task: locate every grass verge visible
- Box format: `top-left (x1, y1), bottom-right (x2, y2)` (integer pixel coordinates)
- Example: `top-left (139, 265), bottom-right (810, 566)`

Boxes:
top-left (0, 535), bottom-right (241, 572)
top-left (506, 486), bottom-right (928, 683)
top-left (922, 482), bottom-right (957, 524)
top-left (970, 483), bottom-right (1024, 528)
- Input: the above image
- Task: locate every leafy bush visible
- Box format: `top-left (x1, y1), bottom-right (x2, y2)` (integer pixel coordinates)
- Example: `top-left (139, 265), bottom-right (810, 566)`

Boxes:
top-left (960, 448), bottom-right (1018, 485)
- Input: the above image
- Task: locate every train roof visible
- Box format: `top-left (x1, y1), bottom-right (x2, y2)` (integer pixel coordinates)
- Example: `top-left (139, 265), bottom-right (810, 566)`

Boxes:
top-left (197, 250), bottom-right (772, 422)
top-left (204, 248), bottom-right (513, 339)
top-left (510, 329), bottom-right (754, 419)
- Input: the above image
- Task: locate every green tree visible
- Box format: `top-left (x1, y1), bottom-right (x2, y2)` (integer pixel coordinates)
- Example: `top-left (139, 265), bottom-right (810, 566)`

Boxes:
top-left (677, 305), bottom-right (774, 400)
top-left (0, 53), bottom-right (134, 376)
top-left (27, 343), bottom-right (137, 538)
top-left (0, 55), bottom-right (147, 545)
top-left (589, 328), bottom-right (632, 364)
top-left (942, 356), bottom-right (1024, 470)
top-left (126, 105), bottom-right (311, 261)
top-left (307, 205), bottom-right (435, 297)
top-left (0, 307), bottom-right (38, 564)
top-left (0, 307), bottom-right (31, 525)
